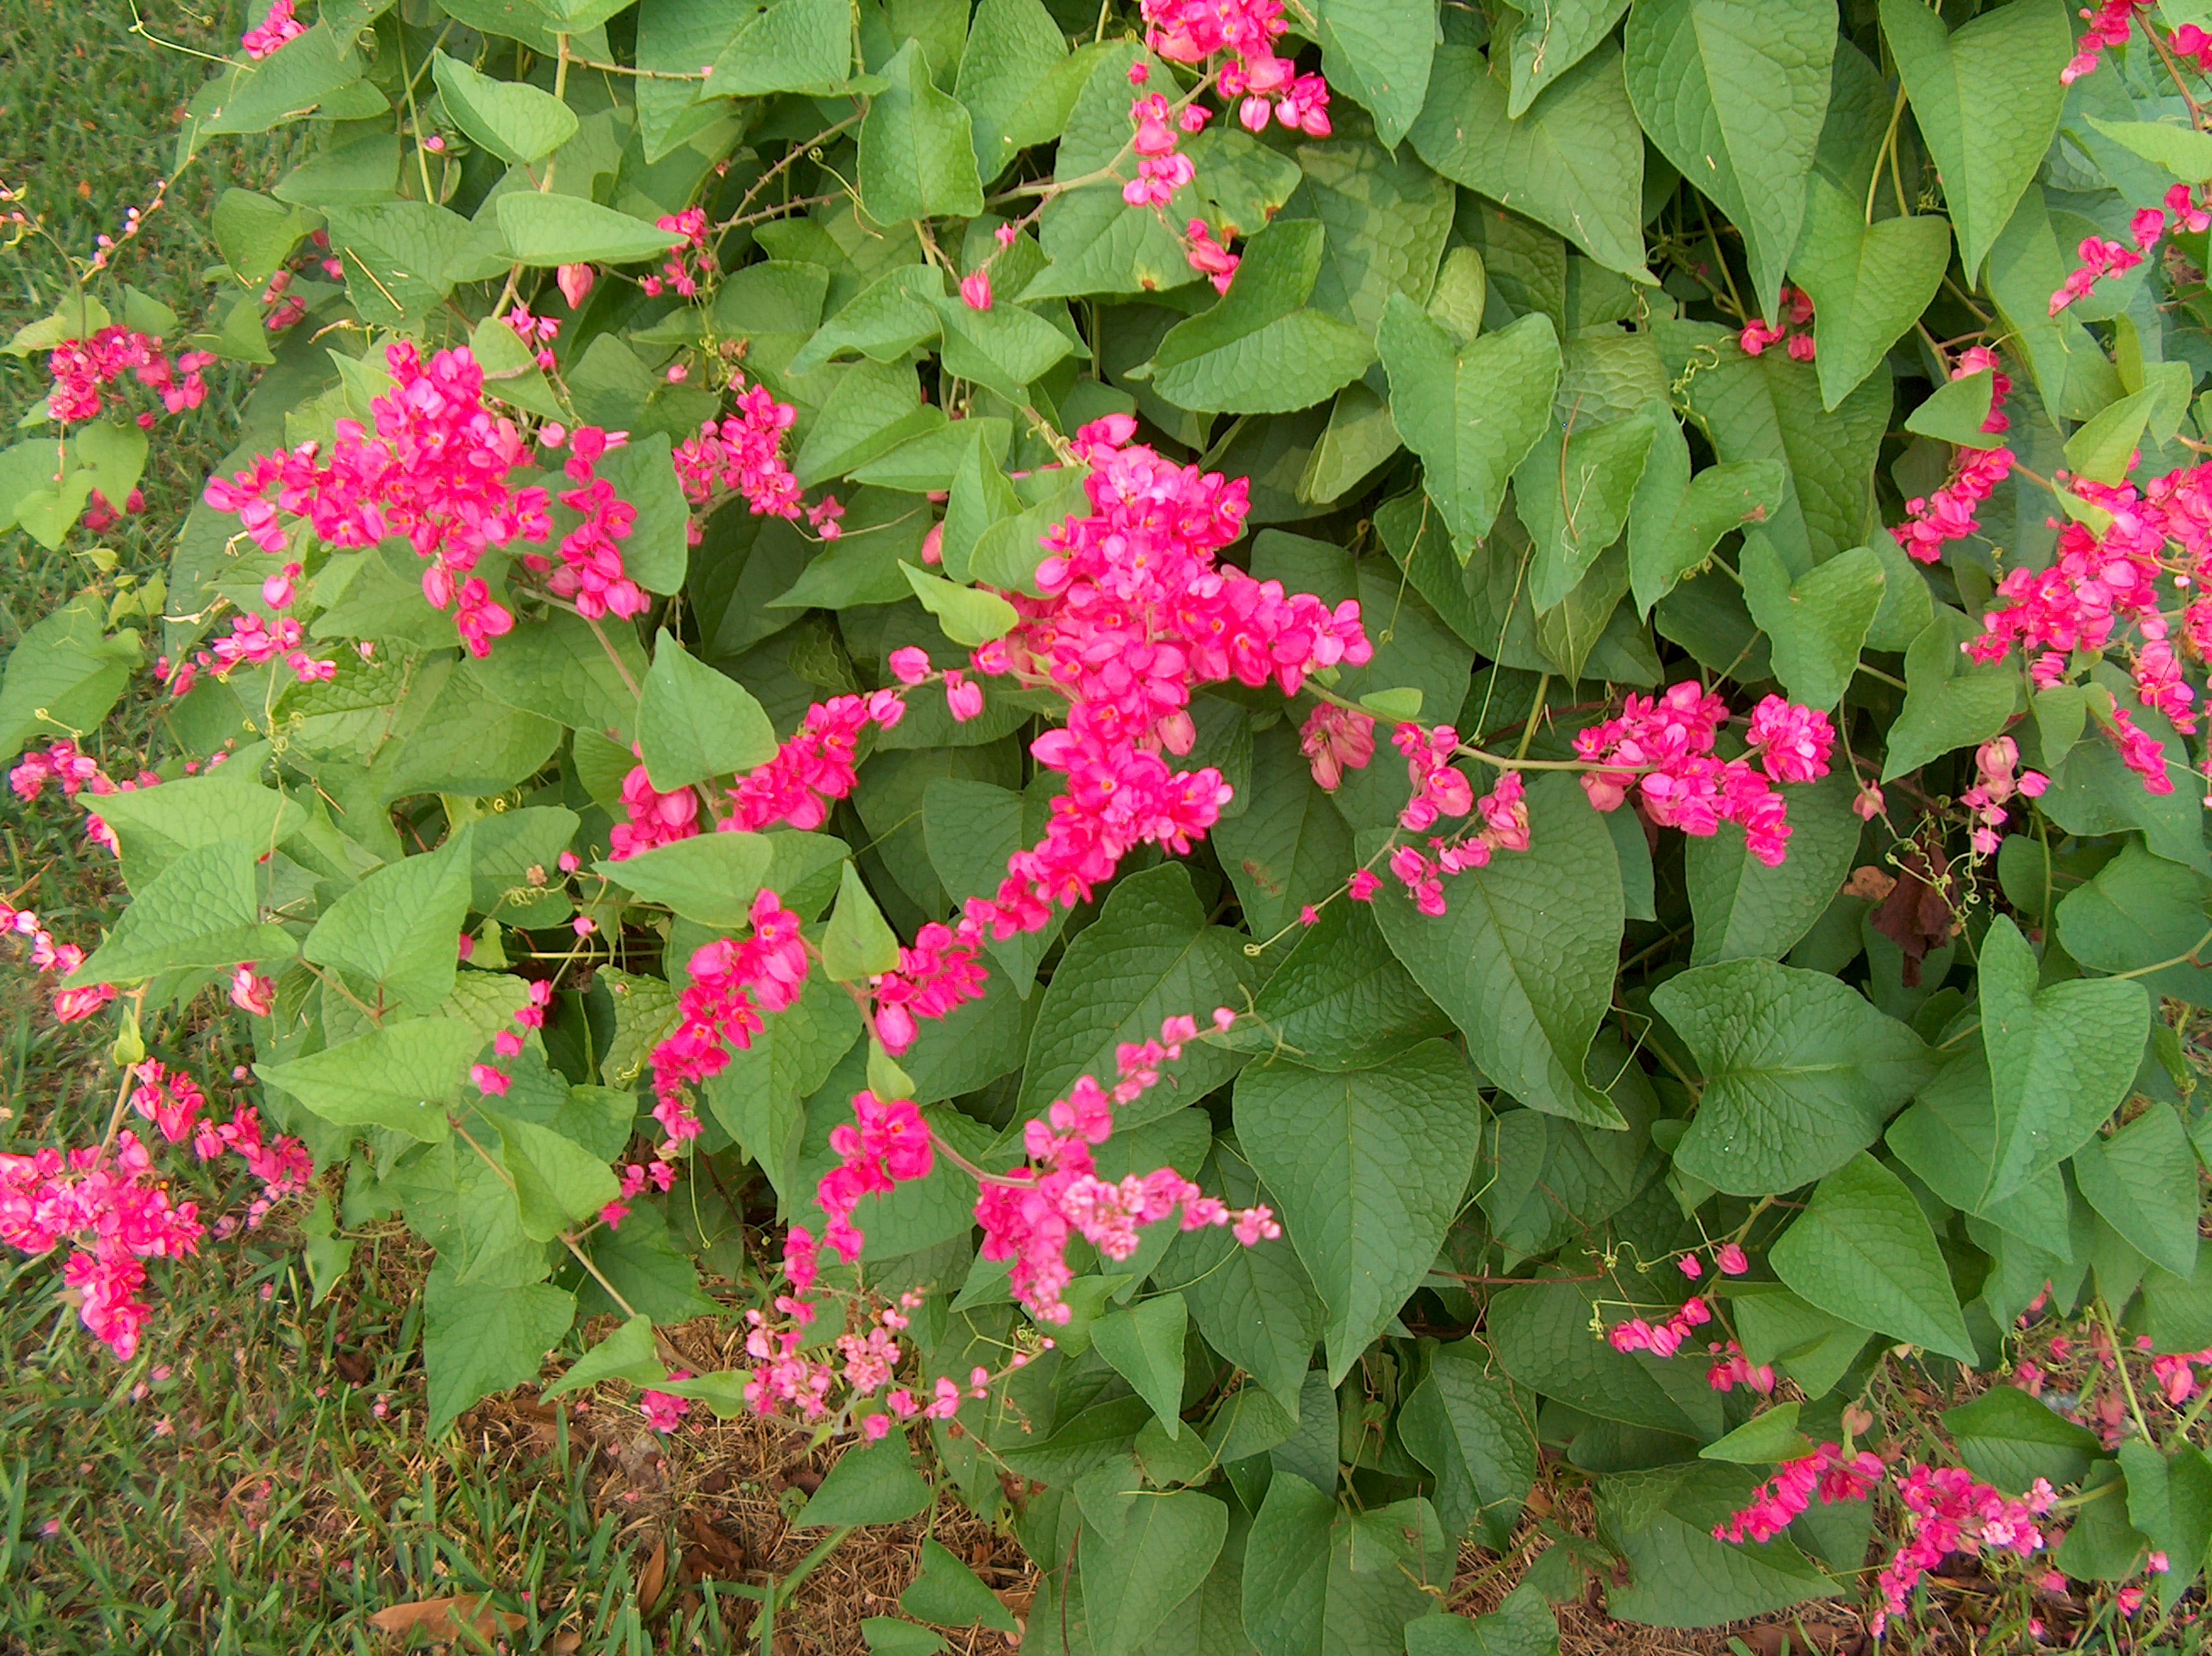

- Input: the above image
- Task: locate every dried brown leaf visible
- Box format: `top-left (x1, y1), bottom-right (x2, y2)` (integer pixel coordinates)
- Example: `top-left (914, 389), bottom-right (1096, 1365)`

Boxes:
top-left (367, 1593), bottom-right (524, 1643)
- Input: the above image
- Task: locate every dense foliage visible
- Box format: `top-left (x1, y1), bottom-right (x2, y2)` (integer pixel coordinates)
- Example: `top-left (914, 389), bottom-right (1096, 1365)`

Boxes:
top-left (8, 0), bottom-right (2212, 1645)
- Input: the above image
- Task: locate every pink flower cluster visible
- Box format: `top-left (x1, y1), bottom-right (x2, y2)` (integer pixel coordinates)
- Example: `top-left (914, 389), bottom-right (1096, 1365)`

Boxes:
top-left (1893, 346), bottom-right (2015, 562)
top-left (158, 598), bottom-right (336, 698)
top-left (670, 376), bottom-right (802, 533)
top-left (1299, 702), bottom-right (1374, 792)
top-left (958, 414), bottom-right (1368, 949)
top-left (722, 689), bottom-right (907, 833)
top-left (973, 1009), bottom-right (1276, 1323)
top-left (1738, 285), bottom-right (1815, 361)
top-left (2050, 234), bottom-right (2146, 316)
top-left (640, 208), bottom-right (712, 299)
top-left (1381, 769), bottom-right (1529, 916)
top-left (530, 424), bottom-right (644, 622)
top-left (0, 892), bottom-right (116, 1024)
top-left (608, 752), bottom-right (699, 859)
top-left (1606, 1294), bottom-right (1711, 1359)
top-left (1713, 1442), bottom-right (1885, 1544)
top-left (1137, 0), bottom-right (1327, 137)
top-left (1872, 1466), bottom-right (2056, 1634)
top-left (645, 890), bottom-right (808, 1149)
top-left (47, 327), bottom-right (213, 428)
top-left (240, 0), bottom-right (304, 59)
top-left (2151, 1346), bottom-right (2212, 1404)
top-left (202, 342), bottom-right (552, 654)
top-left (1961, 735), bottom-right (2047, 855)
top-left (1123, 89), bottom-right (1209, 209)
top-left (2, 1055), bottom-right (310, 1360)
top-left (1963, 456), bottom-right (2212, 792)
top-left (869, 920), bottom-right (990, 1055)
top-left (817, 1091), bottom-right (936, 1261)
top-left (2175, 23), bottom-right (2212, 70)
top-left (598, 1156), bottom-right (674, 1230)
top-left (462, 978), bottom-right (556, 1103)
top-left (1, 1133), bottom-right (202, 1359)
top-left (2061, 0), bottom-right (2152, 83)
top-left (1704, 1340), bottom-right (1774, 1395)
top-left (1572, 685), bottom-right (1834, 867)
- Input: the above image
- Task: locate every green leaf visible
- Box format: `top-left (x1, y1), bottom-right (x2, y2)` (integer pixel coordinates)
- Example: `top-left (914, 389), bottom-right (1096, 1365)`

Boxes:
top-left (1684, 769), bottom-right (1863, 965)
top-left (953, 0), bottom-right (1086, 180)
top-left (1984, 187), bottom-right (2125, 426)
top-left (862, 1618), bottom-right (944, 1655)
top-left (796, 359), bottom-right (945, 486)
top-left (495, 193), bottom-right (684, 266)
top-left (0, 593), bottom-right (142, 761)
top-left (901, 563), bottom-right (1020, 648)
top-left (595, 832), bottom-right (776, 928)
top-left (1517, 410), bottom-right (1656, 610)
top-left (920, 775), bottom-right (1064, 993)
top-left (1405, 1597), bottom-right (1561, 1656)
top-left (1883, 611), bottom-right (2019, 781)
top-left (637, 630), bottom-right (778, 792)
top-left (1309, 0), bottom-right (1433, 147)
top-left (1666, 317), bottom-right (1892, 568)
top-left (1234, 1043), bottom-right (1484, 1383)
top-left (1626, 413), bottom-right (1789, 615)
top-left (1789, 180), bottom-right (1952, 411)
top-left (1880, 0), bottom-right (2070, 280)
top-left (424, 1259), bottom-right (573, 1435)
top-left (1941, 1385), bottom-right (2099, 1497)
top-left (1153, 1147), bottom-right (1326, 1413)
top-left (2120, 1441), bottom-right (2212, 1606)
top-left (1409, 43), bottom-right (1648, 277)
top-left (2085, 115), bottom-right (2212, 184)
top-left (1490, 1275), bottom-right (1724, 1436)
top-left (1378, 301), bottom-right (1560, 560)
top-left (860, 40), bottom-right (984, 225)
top-left (1904, 369), bottom-right (2002, 449)
top-left (1014, 863), bottom-right (1254, 1126)
top-left (1146, 220), bottom-right (1375, 414)
top-left (1295, 139), bottom-right (1456, 339)
top-left (796, 1435), bottom-right (934, 1526)
top-left (2064, 381), bottom-right (2165, 485)
top-left (823, 861), bottom-right (903, 983)
top-left (1656, 960), bottom-right (1931, 1196)
top-left (707, 0), bottom-right (853, 96)
top-left (595, 435), bottom-right (691, 594)
top-left (2072, 1104), bottom-right (2200, 1279)
top-left (257, 1018), bottom-right (482, 1142)
top-left (1397, 1347), bottom-right (1536, 1547)
top-left (485, 1106), bottom-right (623, 1241)
top-left (431, 49), bottom-right (577, 165)
top-left (705, 969), bottom-right (863, 1201)
top-left (930, 293), bottom-right (1074, 397)
top-left (1369, 772), bottom-right (1625, 1127)
top-left (1226, 903), bottom-right (1453, 1071)
top-left (72, 842), bottom-right (296, 986)
top-left (1700, 1403), bottom-right (1813, 1465)
top-left (86, 774), bottom-right (304, 882)
top-left (1242, 1484), bottom-right (1450, 1656)
top-left (1501, 0), bottom-right (1629, 117)
top-left (1740, 536), bottom-right (1883, 710)
top-left (1624, 0), bottom-right (1835, 321)
top-left (2056, 1462), bottom-right (2151, 1582)
top-left (1769, 1152), bottom-right (1975, 1362)
top-left (902, 1536), bottom-right (1019, 1632)
top-left (1979, 913), bottom-right (2150, 1204)
top-left (2056, 843), bottom-right (2212, 1005)
top-left (1213, 723), bottom-right (1355, 942)
top-left (466, 608), bottom-right (646, 742)
top-left (541, 1314), bottom-right (664, 1399)
top-left (1597, 1463), bottom-right (1836, 1625)
top-left (1091, 1292), bottom-right (1189, 1438)
top-left (300, 825), bottom-right (473, 1015)
top-left (1082, 1490), bottom-right (1229, 1653)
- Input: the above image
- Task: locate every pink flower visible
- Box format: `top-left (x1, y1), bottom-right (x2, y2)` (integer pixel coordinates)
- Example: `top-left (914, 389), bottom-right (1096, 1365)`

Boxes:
top-left (556, 263), bottom-right (595, 309)
top-left (240, 0), bottom-right (304, 59)
top-left (228, 965), bottom-right (276, 1016)
top-left (1716, 1243), bottom-right (1749, 1276)
top-left (640, 1373), bottom-right (692, 1433)
top-left (888, 646), bottom-right (932, 685)
top-left (1298, 703), bottom-right (1374, 792)
top-left (943, 670), bottom-right (985, 722)
top-left (959, 269), bottom-right (992, 312)
top-left (1347, 870), bottom-right (1381, 902)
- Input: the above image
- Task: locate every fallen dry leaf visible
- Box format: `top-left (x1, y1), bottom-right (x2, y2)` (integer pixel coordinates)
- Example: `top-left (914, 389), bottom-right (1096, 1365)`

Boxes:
top-left (636, 1534), bottom-right (668, 1612)
top-left (367, 1593), bottom-right (524, 1643)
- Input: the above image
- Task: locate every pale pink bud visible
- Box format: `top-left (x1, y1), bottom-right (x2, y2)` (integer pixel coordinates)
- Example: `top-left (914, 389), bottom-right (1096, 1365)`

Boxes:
top-left (557, 264), bottom-right (595, 309)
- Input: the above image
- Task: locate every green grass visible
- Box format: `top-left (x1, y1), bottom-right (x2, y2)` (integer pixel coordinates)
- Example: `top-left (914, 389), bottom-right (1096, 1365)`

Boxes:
top-left (0, 8), bottom-right (693, 1651)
